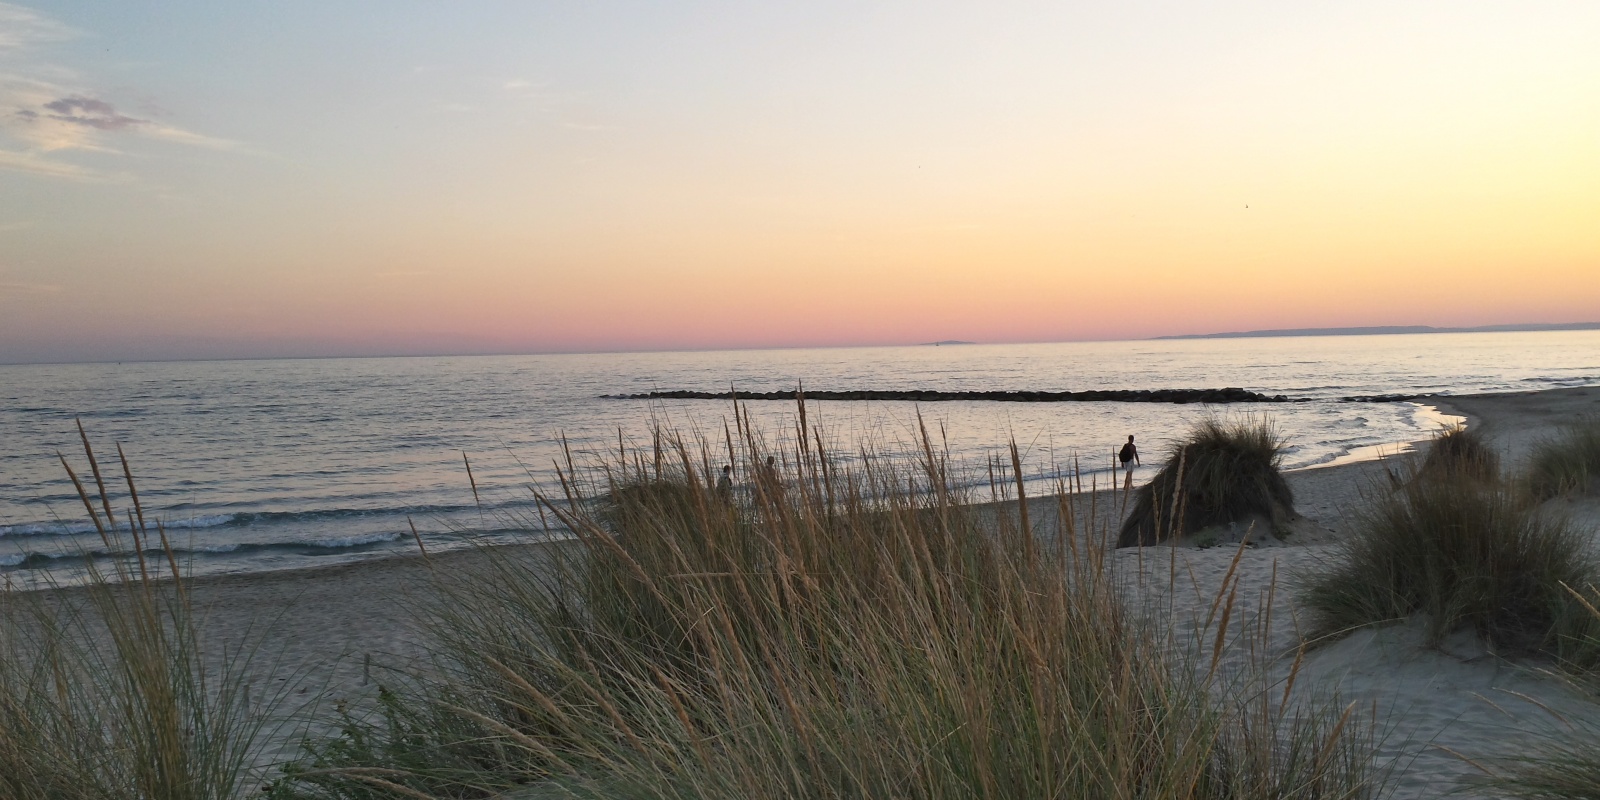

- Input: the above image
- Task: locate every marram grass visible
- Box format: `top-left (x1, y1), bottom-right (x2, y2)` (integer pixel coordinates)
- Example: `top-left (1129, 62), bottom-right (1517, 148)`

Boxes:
top-left (0, 416), bottom-right (1380, 800)
top-left (271, 408), bottom-right (1378, 800)
top-left (0, 423), bottom-right (285, 800)
top-left (1119, 417), bottom-right (1296, 547)
top-left (1303, 449), bottom-right (1600, 663)
top-left (1527, 416), bottom-right (1600, 500)
top-left (1418, 423), bottom-right (1499, 483)
top-left (1480, 584), bottom-right (1600, 800)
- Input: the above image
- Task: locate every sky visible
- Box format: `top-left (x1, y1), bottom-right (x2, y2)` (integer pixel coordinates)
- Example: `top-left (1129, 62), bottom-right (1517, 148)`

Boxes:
top-left (1, 1), bottom-right (1597, 363)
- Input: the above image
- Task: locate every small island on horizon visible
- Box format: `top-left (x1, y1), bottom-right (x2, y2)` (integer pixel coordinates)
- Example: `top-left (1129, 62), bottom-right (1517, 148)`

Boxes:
top-left (1156, 322), bottom-right (1600, 340)
top-left (922, 340), bottom-right (977, 346)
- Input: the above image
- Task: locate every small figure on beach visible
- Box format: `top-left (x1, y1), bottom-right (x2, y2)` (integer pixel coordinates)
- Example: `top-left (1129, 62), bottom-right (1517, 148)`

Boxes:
top-left (1119, 435), bottom-right (1140, 469)
top-left (1119, 435), bottom-right (1140, 490)
top-left (716, 465), bottom-right (734, 502)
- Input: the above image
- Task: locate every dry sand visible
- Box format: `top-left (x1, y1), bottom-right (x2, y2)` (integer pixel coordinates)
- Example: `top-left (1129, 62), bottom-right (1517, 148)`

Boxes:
top-left (9, 387), bottom-right (1599, 796)
top-left (1102, 387), bottom-right (1600, 799)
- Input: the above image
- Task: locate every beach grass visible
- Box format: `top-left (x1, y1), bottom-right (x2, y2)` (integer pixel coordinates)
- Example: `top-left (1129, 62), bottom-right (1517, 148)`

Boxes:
top-left (0, 426), bottom-right (280, 800)
top-left (1118, 417), bottom-right (1295, 547)
top-left (1527, 417), bottom-right (1600, 500)
top-left (1418, 423), bottom-right (1499, 483)
top-left (1485, 711), bottom-right (1600, 800)
top-left (269, 409), bottom-right (1377, 799)
top-left (1480, 583), bottom-right (1600, 800)
top-left (1301, 460), bottom-right (1600, 661)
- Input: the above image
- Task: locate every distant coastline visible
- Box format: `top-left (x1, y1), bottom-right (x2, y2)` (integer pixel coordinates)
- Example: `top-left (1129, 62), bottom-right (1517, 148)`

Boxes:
top-left (922, 340), bottom-right (976, 346)
top-left (1155, 322), bottom-right (1600, 340)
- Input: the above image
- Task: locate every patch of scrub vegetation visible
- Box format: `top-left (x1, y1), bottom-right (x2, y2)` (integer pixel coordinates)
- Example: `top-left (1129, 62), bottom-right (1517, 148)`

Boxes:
top-left (1418, 423), bottom-right (1499, 483)
top-left (1303, 451), bottom-right (1600, 664)
top-left (1527, 417), bottom-right (1600, 500)
top-left (1119, 417), bottom-right (1296, 548)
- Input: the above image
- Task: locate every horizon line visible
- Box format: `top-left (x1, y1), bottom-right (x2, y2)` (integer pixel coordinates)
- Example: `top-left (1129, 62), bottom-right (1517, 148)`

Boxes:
top-left (5, 322), bottom-right (1598, 368)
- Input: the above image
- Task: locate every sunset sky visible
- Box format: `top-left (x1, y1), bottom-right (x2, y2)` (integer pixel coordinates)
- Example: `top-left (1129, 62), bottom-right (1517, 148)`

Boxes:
top-left (1, 1), bottom-right (1597, 363)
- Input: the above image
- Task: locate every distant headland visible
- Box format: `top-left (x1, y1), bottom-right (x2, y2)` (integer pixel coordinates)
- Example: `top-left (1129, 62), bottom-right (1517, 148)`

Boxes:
top-left (1156, 322), bottom-right (1600, 340)
top-left (922, 340), bottom-right (976, 346)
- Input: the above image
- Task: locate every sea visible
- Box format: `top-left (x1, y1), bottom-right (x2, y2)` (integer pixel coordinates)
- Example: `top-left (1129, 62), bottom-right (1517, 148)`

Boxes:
top-left (2, 330), bottom-right (1597, 588)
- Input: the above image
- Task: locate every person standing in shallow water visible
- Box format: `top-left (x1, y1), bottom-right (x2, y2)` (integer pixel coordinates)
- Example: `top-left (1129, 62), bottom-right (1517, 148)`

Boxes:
top-left (1119, 435), bottom-right (1140, 490)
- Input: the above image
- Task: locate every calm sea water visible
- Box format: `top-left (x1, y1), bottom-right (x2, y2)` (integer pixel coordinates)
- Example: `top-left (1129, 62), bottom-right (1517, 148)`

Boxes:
top-left (2, 331), bottom-right (1596, 587)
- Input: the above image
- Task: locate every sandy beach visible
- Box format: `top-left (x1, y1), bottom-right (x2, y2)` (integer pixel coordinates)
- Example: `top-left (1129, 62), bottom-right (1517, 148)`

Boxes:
top-left (8, 386), bottom-right (1598, 797)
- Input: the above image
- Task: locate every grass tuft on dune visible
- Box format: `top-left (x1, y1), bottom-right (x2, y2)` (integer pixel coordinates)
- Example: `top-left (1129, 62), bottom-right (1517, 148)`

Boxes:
top-left (1118, 417), bottom-right (1296, 548)
top-left (1303, 454), bottom-right (1600, 663)
top-left (1418, 424), bottom-right (1499, 483)
top-left (1527, 417), bottom-right (1600, 500)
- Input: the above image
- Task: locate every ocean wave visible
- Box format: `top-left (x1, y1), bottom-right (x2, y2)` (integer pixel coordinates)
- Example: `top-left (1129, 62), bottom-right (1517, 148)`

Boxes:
top-left (0, 514), bottom-right (241, 538)
top-left (300, 532), bottom-right (402, 548)
top-left (0, 503), bottom-right (498, 539)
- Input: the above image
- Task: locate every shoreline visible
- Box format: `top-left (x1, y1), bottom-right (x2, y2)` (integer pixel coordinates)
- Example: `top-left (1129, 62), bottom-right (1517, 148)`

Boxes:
top-left (0, 389), bottom-right (1518, 597)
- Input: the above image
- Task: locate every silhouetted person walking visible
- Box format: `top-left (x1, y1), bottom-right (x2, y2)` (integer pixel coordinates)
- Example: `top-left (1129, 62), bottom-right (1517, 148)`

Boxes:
top-left (1119, 435), bottom-right (1140, 491)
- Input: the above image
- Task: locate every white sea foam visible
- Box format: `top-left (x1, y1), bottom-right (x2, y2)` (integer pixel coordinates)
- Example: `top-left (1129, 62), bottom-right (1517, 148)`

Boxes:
top-left (165, 514), bottom-right (239, 529)
top-left (301, 532), bottom-right (402, 549)
top-left (0, 513), bottom-right (240, 538)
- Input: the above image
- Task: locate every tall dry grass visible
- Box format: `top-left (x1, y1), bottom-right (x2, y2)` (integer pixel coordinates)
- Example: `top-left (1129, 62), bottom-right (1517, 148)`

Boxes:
top-left (271, 407), bottom-right (1377, 799)
top-left (0, 423), bottom-right (282, 800)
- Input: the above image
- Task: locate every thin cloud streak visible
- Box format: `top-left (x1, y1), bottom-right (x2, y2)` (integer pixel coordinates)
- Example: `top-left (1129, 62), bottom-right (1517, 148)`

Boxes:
top-left (0, 2), bottom-right (78, 50)
top-left (0, 147), bottom-right (115, 180)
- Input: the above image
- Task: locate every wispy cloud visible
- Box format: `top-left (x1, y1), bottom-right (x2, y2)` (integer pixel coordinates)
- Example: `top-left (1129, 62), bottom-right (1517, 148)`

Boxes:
top-left (0, 4), bottom-right (246, 178)
top-left (0, 2), bottom-right (78, 50)
top-left (38, 95), bottom-right (145, 129)
top-left (142, 122), bottom-right (243, 151)
top-left (0, 146), bottom-right (118, 180)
